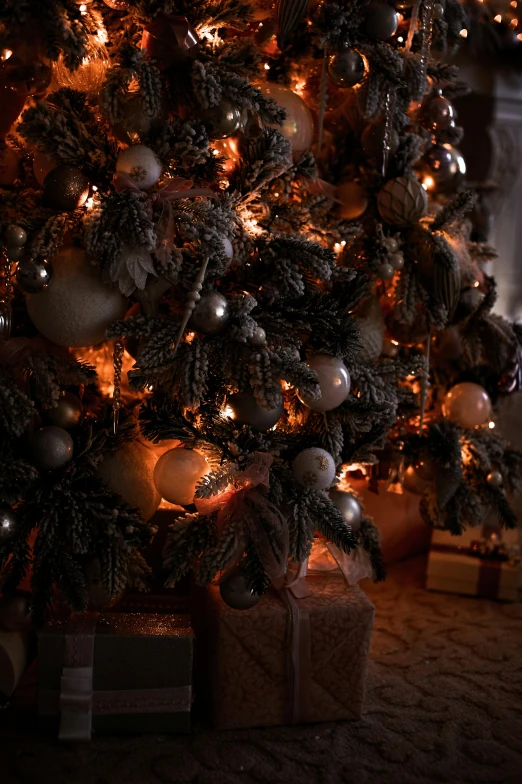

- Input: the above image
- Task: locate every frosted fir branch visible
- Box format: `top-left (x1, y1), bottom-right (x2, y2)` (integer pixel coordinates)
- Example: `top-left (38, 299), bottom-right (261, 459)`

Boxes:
top-left (195, 518), bottom-right (243, 585)
top-left (0, 372), bottom-right (35, 438)
top-left (195, 464), bottom-right (239, 499)
top-left (232, 129), bottom-right (292, 197)
top-left (307, 490), bottom-right (357, 555)
top-left (0, 0), bottom-right (91, 68)
top-left (431, 190), bottom-right (476, 231)
top-left (242, 541), bottom-right (270, 596)
top-left (249, 349), bottom-right (285, 410)
top-left (311, 0), bottom-right (365, 50)
top-left (30, 213), bottom-right (81, 259)
top-left (182, 338), bottom-right (210, 409)
top-left (358, 517), bottom-right (385, 581)
top-left (164, 513), bottom-right (218, 587)
top-left (132, 0), bottom-right (253, 28)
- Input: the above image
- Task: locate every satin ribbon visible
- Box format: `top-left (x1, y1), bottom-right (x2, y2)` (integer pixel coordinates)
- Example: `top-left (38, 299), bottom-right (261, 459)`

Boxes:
top-left (59, 612), bottom-right (98, 741)
top-left (55, 612), bottom-right (191, 741)
top-left (141, 15), bottom-right (199, 66)
top-left (195, 453), bottom-right (289, 582)
top-left (113, 173), bottom-right (213, 266)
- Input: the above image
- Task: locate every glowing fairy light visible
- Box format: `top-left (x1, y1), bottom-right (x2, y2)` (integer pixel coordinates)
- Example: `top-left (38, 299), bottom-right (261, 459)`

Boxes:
top-left (494, 15), bottom-right (502, 22)
top-left (1, 49), bottom-right (12, 61)
top-left (264, 63), bottom-right (270, 70)
top-left (222, 405), bottom-right (235, 419)
top-left (422, 175), bottom-right (435, 191)
top-left (459, 28), bottom-right (468, 37)
top-left (489, 421), bottom-right (495, 429)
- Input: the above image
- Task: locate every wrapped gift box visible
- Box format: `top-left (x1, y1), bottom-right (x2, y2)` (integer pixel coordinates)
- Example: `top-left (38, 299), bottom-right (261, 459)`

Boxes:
top-left (193, 573), bottom-right (375, 730)
top-left (38, 612), bottom-right (193, 738)
top-left (426, 526), bottom-right (521, 601)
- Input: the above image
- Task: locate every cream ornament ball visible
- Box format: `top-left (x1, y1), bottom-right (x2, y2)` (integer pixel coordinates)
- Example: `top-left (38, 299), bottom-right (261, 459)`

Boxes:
top-left (259, 83), bottom-right (314, 160)
top-left (115, 145), bottom-right (162, 190)
top-left (97, 441), bottom-right (161, 521)
top-left (153, 447), bottom-right (210, 506)
top-left (298, 354), bottom-right (350, 412)
top-left (293, 447), bottom-right (336, 490)
top-left (25, 246), bottom-right (128, 348)
top-left (442, 382), bottom-right (492, 429)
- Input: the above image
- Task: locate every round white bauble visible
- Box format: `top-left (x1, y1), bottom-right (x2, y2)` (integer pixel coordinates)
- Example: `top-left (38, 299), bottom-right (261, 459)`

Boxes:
top-left (259, 83), bottom-right (314, 160)
top-left (292, 447), bottom-right (336, 490)
top-left (115, 144), bottom-right (162, 190)
top-left (222, 236), bottom-right (234, 260)
top-left (25, 246), bottom-right (128, 348)
top-left (97, 441), bottom-right (161, 521)
top-left (298, 354), bottom-right (350, 411)
top-left (153, 448), bottom-right (210, 506)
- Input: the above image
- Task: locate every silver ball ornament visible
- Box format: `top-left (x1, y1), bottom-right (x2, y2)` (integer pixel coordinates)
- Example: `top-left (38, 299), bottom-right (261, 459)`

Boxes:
top-left (227, 389), bottom-right (284, 432)
top-left (16, 257), bottom-right (53, 293)
top-left (329, 489), bottom-right (362, 532)
top-left (200, 99), bottom-right (242, 140)
top-left (219, 568), bottom-right (262, 610)
top-left (487, 470), bottom-right (503, 488)
top-left (189, 291), bottom-right (230, 335)
top-left (298, 354), bottom-right (351, 412)
top-left (115, 145), bottom-right (162, 190)
top-left (327, 50), bottom-right (365, 88)
top-left (363, 2), bottom-right (399, 41)
top-left (249, 326), bottom-right (267, 346)
top-left (383, 237), bottom-right (399, 253)
top-left (419, 94), bottom-right (456, 133)
top-left (292, 447), bottom-right (336, 490)
top-left (378, 263), bottom-right (395, 280)
top-left (389, 252), bottom-right (404, 270)
top-left (4, 225), bottom-right (27, 247)
top-left (442, 382), bottom-right (492, 429)
top-left (0, 505), bottom-right (16, 540)
top-left (32, 426), bottom-right (74, 470)
top-left (418, 144), bottom-right (466, 193)
top-left (259, 83), bottom-right (314, 160)
top-left (44, 392), bottom-right (83, 429)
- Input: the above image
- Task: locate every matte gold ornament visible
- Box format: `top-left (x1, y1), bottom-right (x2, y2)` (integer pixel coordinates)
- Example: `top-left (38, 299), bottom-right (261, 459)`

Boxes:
top-left (26, 246), bottom-right (127, 348)
top-left (115, 145), bottom-right (162, 190)
top-left (0, 594), bottom-right (31, 631)
top-left (97, 441), bottom-right (161, 521)
top-left (442, 382), bottom-right (492, 429)
top-left (220, 567), bottom-right (262, 610)
top-left (329, 489), bottom-right (363, 531)
top-left (336, 181), bottom-right (368, 220)
top-left (32, 426), bottom-right (74, 470)
top-left (153, 447), bottom-right (210, 506)
top-left (43, 165), bottom-right (90, 211)
top-left (44, 392), bottom-right (83, 430)
top-left (292, 447), bottom-right (336, 490)
top-left (377, 176), bottom-right (428, 227)
top-left (298, 354), bottom-right (351, 412)
top-left (260, 83), bottom-right (314, 160)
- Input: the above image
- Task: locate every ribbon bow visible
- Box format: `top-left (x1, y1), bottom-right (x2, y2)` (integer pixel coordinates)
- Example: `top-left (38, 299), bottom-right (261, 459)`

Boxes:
top-left (113, 173), bottom-right (213, 265)
top-left (195, 453), bottom-right (289, 582)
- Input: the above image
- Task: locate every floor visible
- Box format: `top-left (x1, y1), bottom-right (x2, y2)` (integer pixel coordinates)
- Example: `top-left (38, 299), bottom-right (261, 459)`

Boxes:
top-left (1, 556), bottom-right (522, 784)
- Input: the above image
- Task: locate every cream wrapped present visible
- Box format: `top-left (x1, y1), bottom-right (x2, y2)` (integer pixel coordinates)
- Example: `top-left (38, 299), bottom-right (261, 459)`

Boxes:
top-left (426, 525), bottom-right (521, 601)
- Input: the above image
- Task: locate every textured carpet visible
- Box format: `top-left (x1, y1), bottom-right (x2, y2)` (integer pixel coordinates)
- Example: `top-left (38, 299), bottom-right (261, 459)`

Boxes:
top-left (1, 556), bottom-right (522, 784)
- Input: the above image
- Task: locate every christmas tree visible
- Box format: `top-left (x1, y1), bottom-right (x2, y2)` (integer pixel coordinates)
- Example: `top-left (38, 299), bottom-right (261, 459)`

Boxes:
top-left (1, 0), bottom-right (521, 625)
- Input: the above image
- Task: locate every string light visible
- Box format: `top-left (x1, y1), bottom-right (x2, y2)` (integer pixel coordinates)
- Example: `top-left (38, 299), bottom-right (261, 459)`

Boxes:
top-left (489, 421), bottom-right (496, 429)
top-left (494, 15), bottom-right (502, 22)
top-left (459, 29), bottom-right (468, 38)
top-left (422, 175), bottom-right (435, 191)
top-left (264, 63), bottom-right (270, 70)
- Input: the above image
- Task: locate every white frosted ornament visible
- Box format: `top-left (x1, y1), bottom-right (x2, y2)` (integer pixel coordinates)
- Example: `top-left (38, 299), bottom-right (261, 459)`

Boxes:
top-left (97, 441), bottom-right (161, 521)
top-left (293, 448), bottom-right (336, 490)
top-left (259, 83), bottom-right (314, 160)
top-left (222, 237), bottom-right (234, 260)
top-left (153, 447), bottom-right (210, 506)
top-left (442, 382), bottom-right (492, 429)
top-left (115, 145), bottom-right (162, 190)
top-left (298, 354), bottom-right (350, 412)
top-left (25, 246), bottom-right (127, 348)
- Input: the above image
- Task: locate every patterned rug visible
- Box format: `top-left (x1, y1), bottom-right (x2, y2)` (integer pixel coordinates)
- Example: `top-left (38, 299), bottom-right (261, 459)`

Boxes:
top-left (2, 556), bottom-right (522, 784)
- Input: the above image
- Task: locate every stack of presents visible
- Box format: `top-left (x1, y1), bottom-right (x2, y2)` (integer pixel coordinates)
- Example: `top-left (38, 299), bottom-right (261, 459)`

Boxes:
top-left (1, 526), bottom-right (375, 738)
